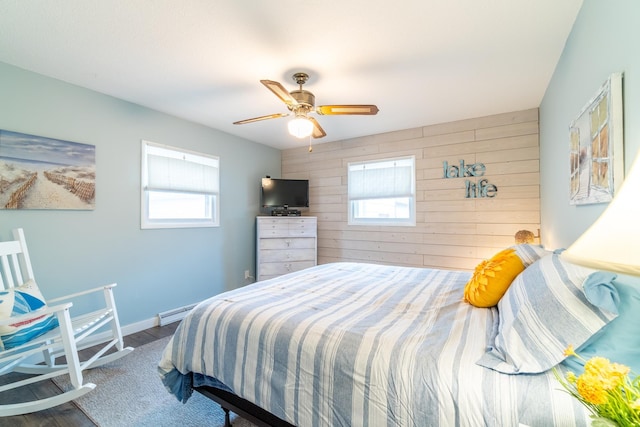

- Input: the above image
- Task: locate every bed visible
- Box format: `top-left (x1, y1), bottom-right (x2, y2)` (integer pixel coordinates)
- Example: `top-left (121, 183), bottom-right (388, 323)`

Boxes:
top-left (158, 245), bottom-right (639, 426)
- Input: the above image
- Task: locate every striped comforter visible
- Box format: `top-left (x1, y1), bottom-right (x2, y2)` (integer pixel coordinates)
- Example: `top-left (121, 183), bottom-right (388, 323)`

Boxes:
top-left (159, 262), bottom-right (590, 426)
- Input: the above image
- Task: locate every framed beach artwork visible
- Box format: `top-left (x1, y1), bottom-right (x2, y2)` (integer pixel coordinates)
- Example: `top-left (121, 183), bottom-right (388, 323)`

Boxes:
top-left (569, 72), bottom-right (624, 205)
top-left (0, 129), bottom-right (96, 210)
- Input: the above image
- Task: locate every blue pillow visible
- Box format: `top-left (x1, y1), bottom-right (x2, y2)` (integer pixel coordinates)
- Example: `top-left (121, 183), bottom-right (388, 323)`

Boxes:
top-left (583, 271), bottom-right (619, 315)
top-left (562, 274), bottom-right (640, 375)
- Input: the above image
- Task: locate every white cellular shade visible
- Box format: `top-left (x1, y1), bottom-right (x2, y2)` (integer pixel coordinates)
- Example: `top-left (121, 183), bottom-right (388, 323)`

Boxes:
top-left (561, 149), bottom-right (640, 276)
top-left (349, 157), bottom-right (414, 200)
top-left (144, 143), bottom-right (219, 194)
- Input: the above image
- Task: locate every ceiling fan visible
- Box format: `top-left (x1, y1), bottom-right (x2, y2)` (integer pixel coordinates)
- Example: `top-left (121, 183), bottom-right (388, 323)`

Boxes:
top-left (233, 72), bottom-right (379, 139)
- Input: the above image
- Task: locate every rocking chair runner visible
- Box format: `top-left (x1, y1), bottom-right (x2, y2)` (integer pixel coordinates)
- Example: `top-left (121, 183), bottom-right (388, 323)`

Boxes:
top-left (0, 228), bottom-right (134, 416)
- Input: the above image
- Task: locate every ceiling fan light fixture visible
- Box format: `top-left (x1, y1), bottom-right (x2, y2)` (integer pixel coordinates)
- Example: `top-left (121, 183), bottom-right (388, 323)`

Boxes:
top-left (288, 116), bottom-right (314, 138)
top-left (234, 72), bottom-right (378, 140)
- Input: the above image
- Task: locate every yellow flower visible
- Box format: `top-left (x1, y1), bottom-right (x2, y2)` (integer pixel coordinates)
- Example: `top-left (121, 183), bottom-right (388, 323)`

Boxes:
top-left (577, 373), bottom-right (608, 405)
top-left (563, 344), bottom-right (577, 358)
top-left (582, 357), bottom-right (630, 391)
top-left (554, 349), bottom-right (640, 426)
top-left (584, 356), bottom-right (611, 377)
top-left (603, 362), bottom-right (630, 389)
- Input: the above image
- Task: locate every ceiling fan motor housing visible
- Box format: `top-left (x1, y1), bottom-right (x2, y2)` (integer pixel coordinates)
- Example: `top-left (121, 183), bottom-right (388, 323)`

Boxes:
top-left (290, 90), bottom-right (315, 109)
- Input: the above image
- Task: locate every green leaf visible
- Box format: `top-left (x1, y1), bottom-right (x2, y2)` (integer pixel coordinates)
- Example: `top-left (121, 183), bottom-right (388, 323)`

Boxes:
top-left (590, 416), bottom-right (618, 427)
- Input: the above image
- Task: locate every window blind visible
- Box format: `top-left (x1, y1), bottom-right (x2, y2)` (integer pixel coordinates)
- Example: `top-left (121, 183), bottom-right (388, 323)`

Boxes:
top-left (144, 143), bottom-right (219, 195)
top-left (348, 157), bottom-right (414, 200)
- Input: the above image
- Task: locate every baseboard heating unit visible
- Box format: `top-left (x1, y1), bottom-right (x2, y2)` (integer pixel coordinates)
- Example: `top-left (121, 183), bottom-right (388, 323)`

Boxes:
top-left (158, 303), bottom-right (198, 326)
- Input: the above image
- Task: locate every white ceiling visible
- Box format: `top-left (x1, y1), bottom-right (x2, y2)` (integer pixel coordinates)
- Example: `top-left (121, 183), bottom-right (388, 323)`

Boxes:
top-left (0, 1), bottom-right (583, 150)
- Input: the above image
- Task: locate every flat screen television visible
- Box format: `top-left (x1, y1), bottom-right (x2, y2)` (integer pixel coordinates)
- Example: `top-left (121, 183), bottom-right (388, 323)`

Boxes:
top-left (261, 178), bottom-right (309, 209)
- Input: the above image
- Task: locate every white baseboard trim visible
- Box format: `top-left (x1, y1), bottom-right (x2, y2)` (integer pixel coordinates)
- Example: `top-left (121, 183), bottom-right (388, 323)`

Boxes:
top-left (86, 316), bottom-right (160, 346)
top-left (122, 316), bottom-right (159, 336)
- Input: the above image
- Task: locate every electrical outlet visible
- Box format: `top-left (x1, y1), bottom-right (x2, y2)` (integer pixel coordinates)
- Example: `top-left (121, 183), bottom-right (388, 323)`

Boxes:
top-left (244, 270), bottom-right (251, 280)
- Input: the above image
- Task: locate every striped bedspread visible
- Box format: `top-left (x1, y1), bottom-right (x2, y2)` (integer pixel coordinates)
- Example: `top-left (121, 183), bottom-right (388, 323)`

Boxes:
top-left (159, 262), bottom-right (590, 426)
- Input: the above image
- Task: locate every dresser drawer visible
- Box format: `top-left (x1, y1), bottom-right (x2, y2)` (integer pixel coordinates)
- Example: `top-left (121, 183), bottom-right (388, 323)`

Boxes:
top-left (259, 248), bottom-right (316, 263)
top-left (288, 224), bottom-right (316, 237)
top-left (259, 237), bottom-right (316, 250)
top-left (258, 227), bottom-right (293, 238)
top-left (257, 217), bottom-right (317, 237)
top-left (287, 217), bottom-right (317, 225)
top-left (257, 220), bottom-right (289, 236)
top-left (257, 217), bottom-right (289, 227)
top-left (258, 260), bottom-right (316, 277)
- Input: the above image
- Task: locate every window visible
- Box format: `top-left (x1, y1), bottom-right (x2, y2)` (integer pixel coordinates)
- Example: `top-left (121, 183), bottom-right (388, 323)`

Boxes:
top-left (141, 140), bottom-right (219, 229)
top-left (348, 156), bottom-right (416, 226)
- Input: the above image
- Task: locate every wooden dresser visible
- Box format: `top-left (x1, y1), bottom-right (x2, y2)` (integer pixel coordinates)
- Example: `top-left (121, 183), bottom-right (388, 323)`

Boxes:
top-left (256, 216), bottom-right (317, 281)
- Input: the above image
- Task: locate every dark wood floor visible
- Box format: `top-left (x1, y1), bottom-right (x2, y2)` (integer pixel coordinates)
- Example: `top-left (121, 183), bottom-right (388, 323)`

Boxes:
top-left (0, 322), bottom-right (179, 427)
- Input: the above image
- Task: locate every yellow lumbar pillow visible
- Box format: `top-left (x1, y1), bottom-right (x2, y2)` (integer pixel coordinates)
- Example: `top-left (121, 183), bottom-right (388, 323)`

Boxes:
top-left (464, 248), bottom-right (525, 308)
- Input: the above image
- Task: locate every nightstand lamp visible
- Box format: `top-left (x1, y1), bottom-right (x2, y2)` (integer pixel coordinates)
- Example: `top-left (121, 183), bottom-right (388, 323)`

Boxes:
top-left (561, 150), bottom-right (640, 276)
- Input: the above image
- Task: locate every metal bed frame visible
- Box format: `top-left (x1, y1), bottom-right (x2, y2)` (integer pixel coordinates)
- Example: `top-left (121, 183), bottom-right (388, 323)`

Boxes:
top-left (195, 385), bottom-right (295, 427)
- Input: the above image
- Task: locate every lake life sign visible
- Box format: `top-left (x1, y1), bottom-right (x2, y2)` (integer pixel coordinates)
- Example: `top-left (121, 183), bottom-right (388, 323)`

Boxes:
top-left (442, 160), bottom-right (498, 198)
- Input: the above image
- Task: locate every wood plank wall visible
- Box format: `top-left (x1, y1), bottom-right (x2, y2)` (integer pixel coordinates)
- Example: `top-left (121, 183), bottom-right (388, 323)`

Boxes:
top-left (281, 108), bottom-right (540, 271)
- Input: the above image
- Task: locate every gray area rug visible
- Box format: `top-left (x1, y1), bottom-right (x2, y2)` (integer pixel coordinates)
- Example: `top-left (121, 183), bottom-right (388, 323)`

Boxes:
top-left (54, 336), bottom-right (255, 427)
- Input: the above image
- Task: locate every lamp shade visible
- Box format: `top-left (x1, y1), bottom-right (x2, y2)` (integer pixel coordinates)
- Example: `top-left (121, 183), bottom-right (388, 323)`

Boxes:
top-left (288, 117), bottom-right (314, 138)
top-left (561, 150), bottom-right (640, 275)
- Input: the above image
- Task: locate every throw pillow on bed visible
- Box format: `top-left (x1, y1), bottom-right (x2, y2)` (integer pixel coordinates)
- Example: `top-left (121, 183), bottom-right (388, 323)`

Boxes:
top-left (0, 279), bottom-right (59, 351)
top-left (464, 248), bottom-right (525, 308)
top-left (464, 244), bottom-right (549, 308)
top-left (477, 253), bottom-right (618, 374)
top-left (563, 274), bottom-right (640, 375)
top-left (510, 243), bottom-right (550, 267)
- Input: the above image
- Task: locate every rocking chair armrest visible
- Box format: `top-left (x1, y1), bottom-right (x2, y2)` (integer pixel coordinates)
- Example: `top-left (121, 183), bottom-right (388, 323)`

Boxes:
top-left (0, 302), bottom-right (73, 326)
top-left (47, 283), bottom-right (118, 304)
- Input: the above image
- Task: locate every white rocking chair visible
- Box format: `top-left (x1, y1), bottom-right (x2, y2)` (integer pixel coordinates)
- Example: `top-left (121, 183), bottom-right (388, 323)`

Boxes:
top-left (0, 228), bottom-right (134, 416)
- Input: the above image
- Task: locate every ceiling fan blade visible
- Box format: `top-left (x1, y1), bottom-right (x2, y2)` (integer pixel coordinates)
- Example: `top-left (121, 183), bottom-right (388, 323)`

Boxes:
top-left (261, 80), bottom-right (299, 107)
top-left (316, 105), bottom-right (379, 115)
top-left (233, 113), bottom-right (289, 125)
top-left (308, 117), bottom-right (327, 139)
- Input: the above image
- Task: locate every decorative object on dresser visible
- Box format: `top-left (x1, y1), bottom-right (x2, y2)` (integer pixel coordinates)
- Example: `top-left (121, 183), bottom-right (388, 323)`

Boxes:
top-left (256, 216), bottom-right (317, 281)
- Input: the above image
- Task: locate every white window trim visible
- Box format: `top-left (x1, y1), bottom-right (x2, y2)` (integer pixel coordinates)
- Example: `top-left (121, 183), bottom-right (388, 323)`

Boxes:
top-left (347, 155), bottom-right (416, 226)
top-left (141, 140), bottom-right (220, 229)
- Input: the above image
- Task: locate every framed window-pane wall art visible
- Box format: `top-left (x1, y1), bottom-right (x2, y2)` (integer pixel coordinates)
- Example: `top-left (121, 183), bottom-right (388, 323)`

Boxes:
top-left (569, 72), bottom-right (624, 205)
top-left (0, 129), bottom-right (95, 210)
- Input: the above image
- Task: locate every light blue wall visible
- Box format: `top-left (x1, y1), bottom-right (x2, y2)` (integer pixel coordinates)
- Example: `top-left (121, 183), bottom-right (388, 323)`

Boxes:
top-left (0, 61), bottom-right (281, 326)
top-left (540, 0), bottom-right (640, 250)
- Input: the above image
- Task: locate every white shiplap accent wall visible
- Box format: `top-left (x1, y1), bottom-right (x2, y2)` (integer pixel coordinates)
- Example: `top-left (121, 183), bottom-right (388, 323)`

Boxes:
top-left (282, 108), bottom-right (540, 271)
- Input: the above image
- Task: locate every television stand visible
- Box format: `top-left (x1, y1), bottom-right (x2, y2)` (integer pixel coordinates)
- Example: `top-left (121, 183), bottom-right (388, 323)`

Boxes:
top-left (271, 209), bottom-right (301, 216)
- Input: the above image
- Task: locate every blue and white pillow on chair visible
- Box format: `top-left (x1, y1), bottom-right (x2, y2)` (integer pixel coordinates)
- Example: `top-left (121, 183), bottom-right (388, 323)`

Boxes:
top-left (0, 279), bottom-right (59, 351)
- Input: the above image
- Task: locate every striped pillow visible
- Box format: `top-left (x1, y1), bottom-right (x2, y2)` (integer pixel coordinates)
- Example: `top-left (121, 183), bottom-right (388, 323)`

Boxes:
top-left (0, 280), bottom-right (59, 351)
top-left (511, 243), bottom-right (550, 267)
top-left (477, 253), bottom-right (618, 374)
